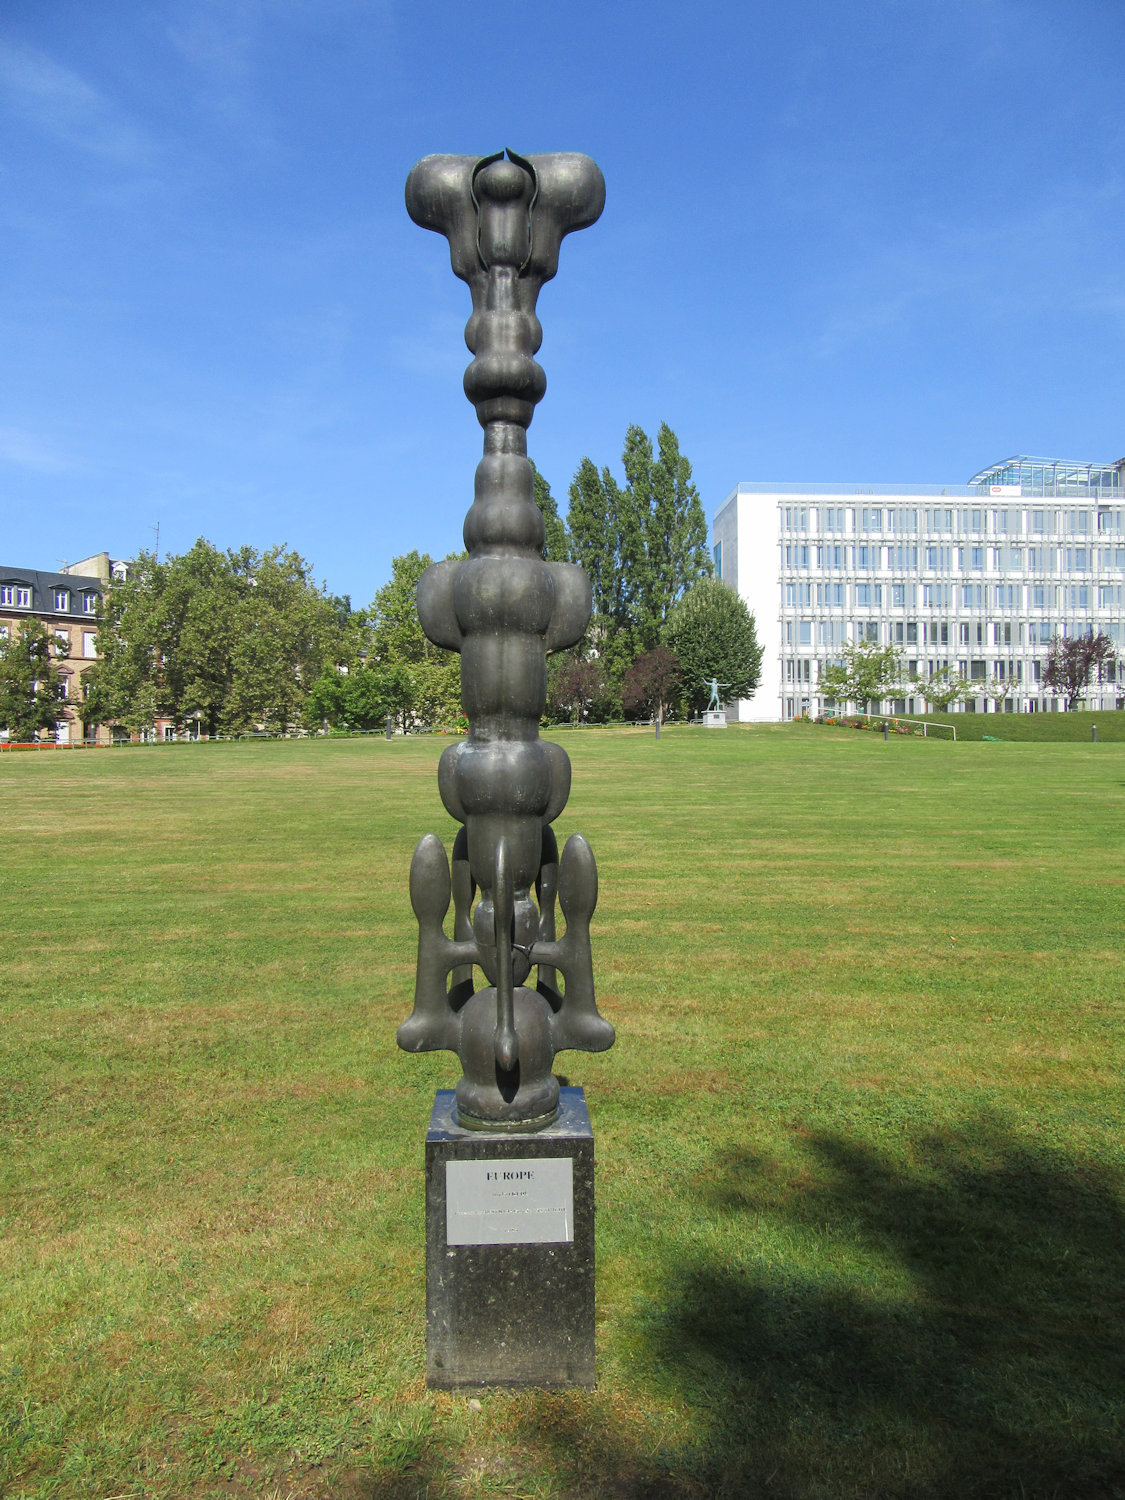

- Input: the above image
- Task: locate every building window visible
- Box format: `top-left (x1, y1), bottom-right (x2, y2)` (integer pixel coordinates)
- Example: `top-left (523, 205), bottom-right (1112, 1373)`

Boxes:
top-left (56, 675), bottom-right (69, 700)
top-left (1, 584), bottom-right (32, 608)
top-left (970, 547), bottom-right (984, 571)
top-left (82, 591), bottom-right (98, 614)
top-left (53, 588), bottom-right (70, 611)
top-left (83, 632), bottom-right (97, 659)
top-left (713, 541), bottom-right (722, 579)
top-left (798, 620), bottom-right (812, 646)
top-left (53, 631), bottom-right (69, 654)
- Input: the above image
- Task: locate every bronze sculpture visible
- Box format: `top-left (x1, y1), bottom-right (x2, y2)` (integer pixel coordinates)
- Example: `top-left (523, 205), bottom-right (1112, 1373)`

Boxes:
top-left (397, 150), bottom-right (615, 1131)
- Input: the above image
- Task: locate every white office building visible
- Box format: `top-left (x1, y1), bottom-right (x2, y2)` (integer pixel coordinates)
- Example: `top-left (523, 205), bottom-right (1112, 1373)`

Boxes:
top-left (712, 456), bottom-right (1125, 721)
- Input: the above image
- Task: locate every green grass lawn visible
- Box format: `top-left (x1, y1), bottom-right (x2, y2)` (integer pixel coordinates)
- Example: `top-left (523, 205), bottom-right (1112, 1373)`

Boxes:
top-left (2, 727), bottom-right (1123, 1499)
top-left (833, 706), bottom-right (1125, 742)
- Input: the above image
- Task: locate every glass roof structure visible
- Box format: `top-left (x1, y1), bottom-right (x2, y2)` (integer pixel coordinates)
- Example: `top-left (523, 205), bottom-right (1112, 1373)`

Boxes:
top-left (968, 456), bottom-right (1125, 496)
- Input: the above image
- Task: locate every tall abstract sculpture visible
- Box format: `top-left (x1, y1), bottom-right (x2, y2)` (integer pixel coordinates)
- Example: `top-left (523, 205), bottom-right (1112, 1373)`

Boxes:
top-left (398, 150), bottom-right (615, 1132)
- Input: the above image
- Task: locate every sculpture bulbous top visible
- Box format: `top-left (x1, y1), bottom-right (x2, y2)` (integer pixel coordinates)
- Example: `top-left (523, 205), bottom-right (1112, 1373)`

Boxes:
top-left (398, 150), bottom-right (614, 1131)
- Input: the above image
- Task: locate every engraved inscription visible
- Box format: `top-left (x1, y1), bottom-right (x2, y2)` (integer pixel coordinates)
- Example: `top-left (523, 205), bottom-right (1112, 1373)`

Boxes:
top-left (446, 1157), bottom-right (574, 1246)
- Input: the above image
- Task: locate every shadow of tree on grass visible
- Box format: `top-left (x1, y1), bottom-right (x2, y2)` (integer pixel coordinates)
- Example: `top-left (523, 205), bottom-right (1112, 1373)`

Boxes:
top-left (349, 1115), bottom-right (1125, 1499)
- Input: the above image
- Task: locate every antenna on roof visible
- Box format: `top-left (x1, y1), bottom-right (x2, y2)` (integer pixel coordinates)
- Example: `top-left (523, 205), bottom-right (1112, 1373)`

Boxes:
top-left (152, 523), bottom-right (160, 562)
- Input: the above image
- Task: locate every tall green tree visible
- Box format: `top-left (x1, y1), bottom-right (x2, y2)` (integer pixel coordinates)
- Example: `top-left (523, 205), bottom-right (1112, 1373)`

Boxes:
top-left (529, 460), bottom-right (570, 563)
top-left (567, 423), bottom-right (711, 671)
top-left (665, 579), bottom-right (762, 714)
top-left (0, 619), bottom-right (63, 742)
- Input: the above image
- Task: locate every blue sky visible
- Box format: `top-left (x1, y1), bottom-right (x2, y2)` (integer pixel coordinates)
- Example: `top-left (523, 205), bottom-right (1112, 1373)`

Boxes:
top-left (2, 0), bottom-right (1123, 604)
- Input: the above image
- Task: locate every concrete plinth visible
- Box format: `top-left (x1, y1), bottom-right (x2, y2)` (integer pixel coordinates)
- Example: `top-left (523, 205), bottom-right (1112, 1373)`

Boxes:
top-left (702, 709), bottom-right (727, 727)
top-left (425, 1086), bottom-right (596, 1389)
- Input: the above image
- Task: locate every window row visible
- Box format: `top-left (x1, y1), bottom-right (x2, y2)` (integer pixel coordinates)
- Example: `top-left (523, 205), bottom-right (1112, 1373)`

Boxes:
top-left (781, 507), bottom-right (1125, 537)
top-left (784, 618), bottom-right (1125, 649)
top-left (0, 624), bottom-right (97, 656)
top-left (784, 580), bottom-right (1122, 611)
top-left (0, 584), bottom-right (98, 613)
top-left (782, 543), bottom-right (1125, 573)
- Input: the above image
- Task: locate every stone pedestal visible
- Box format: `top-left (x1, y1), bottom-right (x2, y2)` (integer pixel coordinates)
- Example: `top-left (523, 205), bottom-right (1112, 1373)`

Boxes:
top-left (702, 709), bottom-right (727, 727)
top-left (425, 1086), bottom-right (596, 1389)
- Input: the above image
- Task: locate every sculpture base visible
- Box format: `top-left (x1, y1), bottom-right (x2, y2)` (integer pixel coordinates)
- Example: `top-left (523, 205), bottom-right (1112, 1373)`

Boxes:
top-left (702, 709), bottom-right (727, 727)
top-left (425, 1086), bottom-right (596, 1389)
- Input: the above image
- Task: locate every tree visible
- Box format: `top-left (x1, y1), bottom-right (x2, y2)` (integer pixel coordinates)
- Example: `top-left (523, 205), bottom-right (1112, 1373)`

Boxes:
top-left (664, 579), bottom-right (762, 714)
top-left (0, 619), bottom-right (63, 742)
top-left (92, 549), bottom-right (168, 733)
top-left (369, 551), bottom-right (461, 731)
top-left (567, 423), bottom-right (712, 672)
top-left (529, 460), bottom-right (570, 563)
top-left (622, 646), bottom-right (682, 730)
top-left (917, 665), bottom-right (971, 713)
top-left (93, 540), bottom-right (347, 736)
top-left (304, 661), bottom-right (414, 732)
top-left (1042, 631), bottom-right (1117, 711)
top-left (546, 654), bottom-right (604, 726)
top-left (983, 673), bottom-right (1016, 714)
top-left (225, 546), bottom-right (343, 733)
top-left (819, 642), bottom-right (903, 714)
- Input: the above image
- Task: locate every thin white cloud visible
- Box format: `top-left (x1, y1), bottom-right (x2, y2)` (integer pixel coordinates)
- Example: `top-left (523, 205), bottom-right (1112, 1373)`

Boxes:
top-left (0, 425), bottom-right (80, 475)
top-left (0, 41), bottom-right (156, 164)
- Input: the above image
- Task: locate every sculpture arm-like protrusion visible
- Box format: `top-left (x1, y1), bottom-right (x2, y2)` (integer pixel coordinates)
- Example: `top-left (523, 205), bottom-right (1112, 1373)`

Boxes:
top-left (544, 563), bottom-right (592, 653)
top-left (523, 154), bottom-right (606, 285)
top-left (404, 154), bottom-right (483, 287)
top-left (397, 833), bottom-right (479, 1053)
top-left (533, 834), bottom-right (615, 1054)
top-left (416, 559), bottom-right (464, 653)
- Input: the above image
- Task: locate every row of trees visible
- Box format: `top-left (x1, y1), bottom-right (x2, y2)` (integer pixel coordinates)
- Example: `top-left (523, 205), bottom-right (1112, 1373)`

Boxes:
top-left (90, 542), bottom-right (353, 736)
top-left (86, 541), bottom-right (464, 738)
top-left (819, 633), bottom-right (1118, 715)
top-left (0, 421), bottom-right (759, 741)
